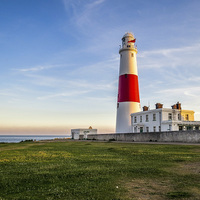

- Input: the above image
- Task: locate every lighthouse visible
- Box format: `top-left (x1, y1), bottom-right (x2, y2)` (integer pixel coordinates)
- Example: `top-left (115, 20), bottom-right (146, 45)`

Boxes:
top-left (116, 32), bottom-right (141, 133)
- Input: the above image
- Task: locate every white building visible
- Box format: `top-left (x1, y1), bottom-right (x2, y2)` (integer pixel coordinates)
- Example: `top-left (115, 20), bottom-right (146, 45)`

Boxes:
top-left (131, 103), bottom-right (200, 133)
top-left (71, 127), bottom-right (97, 140)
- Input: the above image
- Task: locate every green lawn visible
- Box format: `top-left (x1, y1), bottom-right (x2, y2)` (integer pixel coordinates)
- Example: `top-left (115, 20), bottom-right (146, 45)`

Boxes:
top-left (0, 140), bottom-right (199, 200)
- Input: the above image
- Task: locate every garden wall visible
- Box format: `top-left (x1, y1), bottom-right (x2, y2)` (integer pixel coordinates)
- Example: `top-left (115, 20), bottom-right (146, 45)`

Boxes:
top-left (87, 130), bottom-right (200, 143)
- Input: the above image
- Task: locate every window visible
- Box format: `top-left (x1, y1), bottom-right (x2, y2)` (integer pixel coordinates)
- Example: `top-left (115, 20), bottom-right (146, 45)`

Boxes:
top-left (153, 126), bottom-right (156, 132)
top-left (146, 127), bottom-right (149, 132)
top-left (185, 114), bottom-right (189, 121)
top-left (168, 113), bottom-right (172, 120)
top-left (131, 53), bottom-right (134, 57)
top-left (140, 127), bottom-right (143, 133)
top-left (140, 116), bottom-right (142, 122)
top-left (178, 113), bottom-right (181, 120)
top-left (134, 116), bottom-right (137, 123)
top-left (146, 115), bottom-right (149, 122)
top-left (159, 126), bottom-right (161, 132)
top-left (153, 113), bottom-right (156, 121)
top-left (169, 125), bottom-right (172, 131)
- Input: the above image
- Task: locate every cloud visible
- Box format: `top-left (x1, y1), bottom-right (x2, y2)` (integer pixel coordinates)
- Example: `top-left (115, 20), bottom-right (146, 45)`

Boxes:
top-left (16, 64), bottom-right (64, 72)
top-left (0, 92), bottom-right (15, 97)
top-left (14, 55), bottom-right (119, 92)
top-left (156, 86), bottom-right (200, 97)
top-left (37, 90), bottom-right (90, 100)
top-left (87, 0), bottom-right (105, 9)
top-left (138, 41), bottom-right (200, 69)
top-left (62, 0), bottom-right (106, 32)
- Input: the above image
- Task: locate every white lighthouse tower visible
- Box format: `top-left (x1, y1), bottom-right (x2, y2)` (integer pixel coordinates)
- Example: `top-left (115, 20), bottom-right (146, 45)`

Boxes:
top-left (116, 32), bottom-right (141, 133)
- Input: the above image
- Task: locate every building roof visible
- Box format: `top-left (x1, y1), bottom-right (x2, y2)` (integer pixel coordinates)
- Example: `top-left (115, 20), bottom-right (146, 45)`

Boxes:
top-left (130, 108), bottom-right (174, 116)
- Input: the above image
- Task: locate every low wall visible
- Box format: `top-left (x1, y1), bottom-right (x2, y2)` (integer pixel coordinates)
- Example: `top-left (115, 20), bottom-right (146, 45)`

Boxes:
top-left (87, 130), bottom-right (200, 143)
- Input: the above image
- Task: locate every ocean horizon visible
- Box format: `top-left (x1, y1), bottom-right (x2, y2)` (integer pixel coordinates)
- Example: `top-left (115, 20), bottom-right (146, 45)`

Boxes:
top-left (0, 135), bottom-right (71, 143)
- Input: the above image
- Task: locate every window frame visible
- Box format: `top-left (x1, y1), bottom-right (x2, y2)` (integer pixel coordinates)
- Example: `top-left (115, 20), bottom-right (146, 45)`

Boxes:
top-left (168, 113), bottom-right (172, 121)
top-left (146, 115), bottom-right (149, 122)
top-left (134, 116), bottom-right (137, 123)
top-left (153, 113), bottom-right (156, 121)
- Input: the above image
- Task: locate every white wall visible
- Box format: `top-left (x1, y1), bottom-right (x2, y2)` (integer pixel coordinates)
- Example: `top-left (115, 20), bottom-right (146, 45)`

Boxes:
top-left (71, 129), bottom-right (97, 139)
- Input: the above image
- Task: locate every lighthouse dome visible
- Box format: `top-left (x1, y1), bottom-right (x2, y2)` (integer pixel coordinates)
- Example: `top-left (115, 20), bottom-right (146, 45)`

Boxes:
top-left (123, 32), bottom-right (134, 38)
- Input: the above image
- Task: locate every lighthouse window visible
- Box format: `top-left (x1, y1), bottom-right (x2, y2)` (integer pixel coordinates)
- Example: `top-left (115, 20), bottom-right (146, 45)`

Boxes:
top-left (131, 53), bottom-right (134, 57)
top-left (134, 116), bottom-right (137, 123)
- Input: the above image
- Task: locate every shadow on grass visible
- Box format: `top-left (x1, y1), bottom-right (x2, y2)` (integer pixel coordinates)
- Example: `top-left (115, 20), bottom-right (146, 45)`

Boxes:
top-left (166, 191), bottom-right (192, 199)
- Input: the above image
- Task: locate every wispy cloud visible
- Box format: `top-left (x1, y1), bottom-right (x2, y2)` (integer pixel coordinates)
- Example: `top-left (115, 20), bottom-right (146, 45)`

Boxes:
top-left (15, 64), bottom-right (64, 72)
top-left (37, 90), bottom-right (90, 100)
top-left (156, 86), bottom-right (200, 97)
top-left (86, 0), bottom-right (105, 9)
top-left (138, 42), bottom-right (200, 69)
top-left (62, 0), bottom-right (106, 33)
top-left (0, 92), bottom-right (15, 97)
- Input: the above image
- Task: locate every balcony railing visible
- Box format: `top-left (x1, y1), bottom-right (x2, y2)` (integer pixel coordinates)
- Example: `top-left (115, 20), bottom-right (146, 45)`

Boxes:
top-left (119, 44), bottom-right (137, 51)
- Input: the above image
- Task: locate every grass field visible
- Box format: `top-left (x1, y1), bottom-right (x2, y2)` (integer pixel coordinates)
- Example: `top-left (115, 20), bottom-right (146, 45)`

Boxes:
top-left (0, 140), bottom-right (199, 200)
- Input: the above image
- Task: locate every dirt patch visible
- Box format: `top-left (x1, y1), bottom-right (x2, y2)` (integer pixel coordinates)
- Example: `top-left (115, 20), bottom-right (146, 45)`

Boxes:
top-left (180, 162), bottom-right (200, 174)
top-left (169, 162), bottom-right (200, 175)
top-left (122, 179), bottom-right (171, 200)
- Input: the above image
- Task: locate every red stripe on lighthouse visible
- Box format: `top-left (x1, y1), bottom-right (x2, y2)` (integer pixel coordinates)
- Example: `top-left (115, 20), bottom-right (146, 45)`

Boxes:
top-left (118, 74), bottom-right (140, 103)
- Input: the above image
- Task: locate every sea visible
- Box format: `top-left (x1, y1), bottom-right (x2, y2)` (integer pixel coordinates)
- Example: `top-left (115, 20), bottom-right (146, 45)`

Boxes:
top-left (0, 135), bottom-right (71, 143)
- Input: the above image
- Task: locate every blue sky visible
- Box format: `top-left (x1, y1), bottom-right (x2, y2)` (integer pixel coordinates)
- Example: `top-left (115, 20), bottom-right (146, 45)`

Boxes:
top-left (1, 0), bottom-right (200, 134)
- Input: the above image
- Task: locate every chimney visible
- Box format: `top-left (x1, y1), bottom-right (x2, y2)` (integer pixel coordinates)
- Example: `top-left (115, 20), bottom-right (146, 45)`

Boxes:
top-left (176, 102), bottom-right (181, 110)
top-left (143, 106), bottom-right (149, 111)
top-left (171, 104), bottom-right (177, 109)
top-left (155, 103), bottom-right (163, 109)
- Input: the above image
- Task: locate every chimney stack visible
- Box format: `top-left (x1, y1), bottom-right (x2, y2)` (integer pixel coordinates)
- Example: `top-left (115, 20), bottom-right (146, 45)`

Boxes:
top-left (176, 102), bottom-right (181, 110)
top-left (171, 104), bottom-right (177, 109)
top-left (171, 102), bottom-right (181, 110)
top-left (155, 103), bottom-right (163, 109)
top-left (143, 106), bottom-right (149, 111)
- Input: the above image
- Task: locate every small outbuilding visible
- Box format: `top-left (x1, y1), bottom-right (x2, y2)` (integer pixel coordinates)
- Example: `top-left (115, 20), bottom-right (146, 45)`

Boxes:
top-left (71, 126), bottom-right (97, 140)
